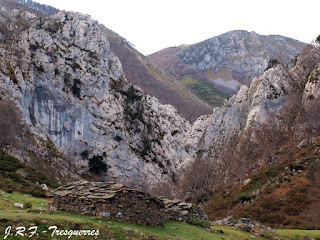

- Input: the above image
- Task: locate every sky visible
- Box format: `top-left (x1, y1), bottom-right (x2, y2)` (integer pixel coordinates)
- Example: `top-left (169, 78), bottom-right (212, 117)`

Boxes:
top-left (34, 0), bottom-right (320, 55)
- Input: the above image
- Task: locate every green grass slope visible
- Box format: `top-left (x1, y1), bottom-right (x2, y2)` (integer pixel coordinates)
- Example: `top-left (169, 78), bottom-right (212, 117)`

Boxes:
top-left (179, 75), bottom-right (229, 107)
top-left (1, 190), bottom-right (320, 239)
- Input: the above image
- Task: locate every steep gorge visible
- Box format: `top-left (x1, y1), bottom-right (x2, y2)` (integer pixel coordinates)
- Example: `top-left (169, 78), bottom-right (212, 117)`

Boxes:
top-left (0, 5), bottom-right (319, 204)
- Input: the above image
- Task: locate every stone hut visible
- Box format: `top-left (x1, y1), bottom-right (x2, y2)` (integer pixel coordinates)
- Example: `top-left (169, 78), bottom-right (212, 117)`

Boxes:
top-left (47, 181), bottom-right (207, 226)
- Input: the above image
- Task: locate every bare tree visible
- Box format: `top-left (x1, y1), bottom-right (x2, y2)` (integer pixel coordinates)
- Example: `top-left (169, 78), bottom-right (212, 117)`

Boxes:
top-left (238, 127), bottom-right (259, 171)
top-left (303, 99), bottom-right (320, 138)
top-left (0, 96), bottom-right (26, 150)
top-left (178, 157), bottom-right (215, 204)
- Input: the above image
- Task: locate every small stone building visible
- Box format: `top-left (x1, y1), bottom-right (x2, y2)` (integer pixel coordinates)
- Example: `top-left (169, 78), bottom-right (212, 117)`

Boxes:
top-left (47, 181), bottom-right (207, 226)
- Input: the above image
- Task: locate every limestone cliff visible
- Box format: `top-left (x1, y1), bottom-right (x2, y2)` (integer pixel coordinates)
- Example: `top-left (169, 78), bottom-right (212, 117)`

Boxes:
top-left (185, 65), bottom-right (288, 158)
top-left (0, 8), bottom-right (189, 189)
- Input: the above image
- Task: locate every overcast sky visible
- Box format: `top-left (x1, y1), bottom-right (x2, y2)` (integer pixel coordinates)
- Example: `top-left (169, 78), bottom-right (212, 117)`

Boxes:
top-left (34, 0), bottom-right (319, 55)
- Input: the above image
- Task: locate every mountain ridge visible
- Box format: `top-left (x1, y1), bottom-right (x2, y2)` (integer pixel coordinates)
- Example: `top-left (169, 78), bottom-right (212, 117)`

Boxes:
top-left (106, 29), bottom-right (212, 122)
top-left (149, 30), bottom-right (306, 96)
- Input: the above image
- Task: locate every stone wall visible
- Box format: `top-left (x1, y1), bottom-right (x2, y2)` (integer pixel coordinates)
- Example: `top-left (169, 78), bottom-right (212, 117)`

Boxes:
top-left (162, 198), bottom-right (207, 222)
top-left (48, 181), bottom-right (206, 226)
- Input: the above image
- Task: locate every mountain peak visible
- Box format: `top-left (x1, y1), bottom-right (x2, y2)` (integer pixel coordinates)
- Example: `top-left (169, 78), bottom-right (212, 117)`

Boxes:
top-left (150, 30), bottom-right (306, 97)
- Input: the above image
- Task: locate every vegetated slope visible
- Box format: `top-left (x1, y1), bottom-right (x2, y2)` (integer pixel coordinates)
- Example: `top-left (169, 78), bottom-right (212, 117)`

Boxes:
top-left (0, 149), bottom-right (59, 197)
top-left (0, 0), bottom-right (58, 16)
top-left (106, 29), bottom-right (212, 122)
top-left (182, 46), bottom-right (320, 227)
top-left (205, 139), bottom-right (320, 228)
top-left (0, 7), bottom-right (192, 191)
top-left (179, 75), bottom-right (229, 107)
top-left (149, 30), bottom-right (306, 96)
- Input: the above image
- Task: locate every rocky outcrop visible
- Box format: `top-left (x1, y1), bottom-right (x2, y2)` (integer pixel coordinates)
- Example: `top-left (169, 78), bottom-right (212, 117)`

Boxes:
top-left (185, 64), bottom-right (288, 158)
top-left (214, 216), bottom-right (277, 238)
top-left (48, 181), bottom-right (207, 226)
top-left (0, 8), bottom-right (190, 189)
top-left (303, 63), bottom-right (320, 103)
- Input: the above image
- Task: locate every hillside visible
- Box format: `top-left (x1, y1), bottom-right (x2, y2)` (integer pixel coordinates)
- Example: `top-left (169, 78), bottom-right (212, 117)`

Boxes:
top-left (106, 29), bottom-right (212, 122)
top-left (149, 30), bottom-right (306, 96)
top-left (0, 0), bottom-right (58, 16)
top-left (205, 138), bottom-right (320, 228)
top-left (170, 46), bottom-right (320, 227)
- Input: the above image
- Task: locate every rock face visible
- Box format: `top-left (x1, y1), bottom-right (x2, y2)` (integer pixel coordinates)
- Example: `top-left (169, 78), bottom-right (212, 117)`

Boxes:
top-left (48, 181), bottom-right (207, 226)
top-left (150, 30), bottom-right (306, 93)
top-left (303, 63), bottom-right (320, 103)
top-left (0, 8), bottom-right (190, 189)
top-left (185, 47), bottom-right (320, 176)
top-left (185, 64), bottom-right (288, 158)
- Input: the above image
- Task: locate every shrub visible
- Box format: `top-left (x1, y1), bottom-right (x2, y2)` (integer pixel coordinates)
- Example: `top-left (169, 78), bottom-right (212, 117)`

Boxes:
top-left (72, 79), bottom-right (81, 98)
top-left (28, 209), bottom-right (41, 213)
top-left (140, 137), bottom-right (152, 157)
top-left (24, 202), bottom-right (32, 209)
top-left (171, 130), bottom-right (179, 136)
top-left (29, 188), bottom-right (46, 198)
top-left (71, 61), bottom-right (81, 71)
top-left (5, 189), bottom-right (13, 194)
top-left (229, 217), bottom-right (237, 225)
top-left (187, 218), bottom-right (211, 229)
top-left (36, 65), bottom-right (44, 73)
top-left (265, 59), bottom-right (280, 71)
top-left (240, 226), bottom-right (251, 232)
top-left (80, 150), bottom-right (89, 159)
top-left (237, 192), bottom-right (256, 203)
top-left (30, 41), bottom-right (40, 51)
top-left (114, 135), bottom-right (123, 142)
top-left (0, 154), bottom-right (24, 173)
top-left (158, 161), bottom-right (165, 169)
top-left (120, 85), bottom-right (142, 102)
top-left (88, 155), bottom-right (109, 175)
top-left (289, 163), bottom-right (304, 171)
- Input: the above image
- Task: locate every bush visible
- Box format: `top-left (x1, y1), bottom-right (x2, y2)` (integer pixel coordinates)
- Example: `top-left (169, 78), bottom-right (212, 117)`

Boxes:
top-left (0, 154), bottom-right (24, 173)
top-left (71, 61), bottom-right (81, 71)
top-left (229, 217), bottom-right (237, 225)
top-left (289, 163), bottom-right (304, 171)
top-left (72, 79), bottom-right (81, 98)
top-left (80, 150), bottom-right (89, 159)
top-left (24, 202), bottom-right (32, 209)
top-left (114, 136), bottom-right (123, 142)
top-left (237, 192), bottom-right (256, 203)
top-left (88, 155), bottom-right (109, 175)
top-left (29, 188), bottom-right (46, 198)
top-left (5, 189), bottom-right (13, 194)
top-left (240, 226), bottom-right (251, 232)
top-left (265, 59), bottom-right (280, 71)
top-left (187, 218), bottom-right (211, 229)
top-left (36, 65), bottom-right (45, 73)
